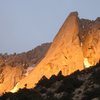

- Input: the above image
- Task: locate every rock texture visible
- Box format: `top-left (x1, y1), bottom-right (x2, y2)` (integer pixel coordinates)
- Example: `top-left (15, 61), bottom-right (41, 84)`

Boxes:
top-left (0, 12), bottom-right (100, 94)
top-left (1, 63), bottom-right (100, 100)
top-left (82, 18), bottom-right (100, 65)
top-left (14, 12), bottom-right (100, 91)
top-left (0, 66), bottom-right (24, 94)
top-left (13, 12), bottom-right (84, 90)
top-left (0, 43), bottom-right (51, 94)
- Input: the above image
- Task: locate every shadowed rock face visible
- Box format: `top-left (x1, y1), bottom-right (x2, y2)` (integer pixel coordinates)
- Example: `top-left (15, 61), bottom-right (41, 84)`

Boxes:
top-left (0, 12), bottom-right (100, 94)
top-left (82, 20), bottom-right (100, 65)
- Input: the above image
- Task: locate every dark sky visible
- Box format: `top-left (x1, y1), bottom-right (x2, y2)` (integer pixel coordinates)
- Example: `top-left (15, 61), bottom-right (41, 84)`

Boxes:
top-left (0, 0), bottom-right (100, 54)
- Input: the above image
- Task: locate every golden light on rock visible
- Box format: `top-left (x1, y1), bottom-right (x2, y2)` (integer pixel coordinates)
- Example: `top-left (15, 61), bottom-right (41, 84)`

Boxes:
top-left (84, 58), bottom-right (92, 68)
top-left (0, 12), bottom-right (100, 94)
top-left (10, 83), bottom-right (19, 93)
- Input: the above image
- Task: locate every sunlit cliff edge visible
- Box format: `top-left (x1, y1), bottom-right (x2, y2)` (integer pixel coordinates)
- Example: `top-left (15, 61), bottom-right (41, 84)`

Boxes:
top-left (0, 11), bottom-right (100, 94)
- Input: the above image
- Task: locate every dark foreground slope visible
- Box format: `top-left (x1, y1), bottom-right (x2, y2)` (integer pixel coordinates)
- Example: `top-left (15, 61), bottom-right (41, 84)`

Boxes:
top-left (1, 63), bottom-right (100, 100)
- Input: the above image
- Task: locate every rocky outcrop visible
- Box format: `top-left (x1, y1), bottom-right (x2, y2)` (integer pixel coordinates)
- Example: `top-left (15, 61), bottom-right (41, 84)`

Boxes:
top-left (0, 12), bottom-right (100, 94)
top-left (14, 12), bottom-right (100, 91)
top-left (0, 43), bottom-right (51, 94)
top-left (0, 66), bottom-right (24, 94)
top-left (14, 12), bottom-right (84, 90)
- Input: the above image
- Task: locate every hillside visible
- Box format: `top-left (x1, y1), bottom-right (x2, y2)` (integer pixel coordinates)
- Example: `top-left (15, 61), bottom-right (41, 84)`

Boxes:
top-left (0, 43), bottom-right (51, 68)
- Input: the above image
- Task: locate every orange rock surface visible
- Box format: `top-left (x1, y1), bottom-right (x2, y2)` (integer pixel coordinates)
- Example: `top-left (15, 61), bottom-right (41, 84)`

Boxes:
top-left (0, 12), bottom-right (100, 94)
top-left (14, 12), bottom-right (84, 91)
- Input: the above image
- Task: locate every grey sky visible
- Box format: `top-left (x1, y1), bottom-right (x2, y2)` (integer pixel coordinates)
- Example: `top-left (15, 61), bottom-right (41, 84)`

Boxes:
top-left (0, 0), bottom-right (100, 54)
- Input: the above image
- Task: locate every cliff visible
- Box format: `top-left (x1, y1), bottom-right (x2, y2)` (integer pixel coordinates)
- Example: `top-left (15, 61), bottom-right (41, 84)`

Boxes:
top-left (12, 12), bottom-right (100, 92)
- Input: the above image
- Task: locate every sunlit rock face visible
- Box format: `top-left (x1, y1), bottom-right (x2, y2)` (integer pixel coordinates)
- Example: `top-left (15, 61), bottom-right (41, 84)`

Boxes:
top-left (15, 12), bottom-right (84, 90)
top-left (1, 12), bottom-right (100, 94)
top-left (10, 83), bottom-right (19, 93)
top-left (11, 13), bottom-right (100, 92)
top-left (84, 58), bottom-right (92, 68)
top-left (0, 66), bottom-right (24, 94)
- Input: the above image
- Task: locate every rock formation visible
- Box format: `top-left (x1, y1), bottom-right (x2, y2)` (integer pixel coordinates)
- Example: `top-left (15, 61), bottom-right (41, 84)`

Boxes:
top-left (0, 12), bottom-right (100, 94)
top-left (0, 66), bottom-right (24, 93)
top-left (1, 62), bottom-right (100, 100)
top-left (11, 12), bottom-right (86, 91)
top-left (0, 43), bottom-right (51, 94)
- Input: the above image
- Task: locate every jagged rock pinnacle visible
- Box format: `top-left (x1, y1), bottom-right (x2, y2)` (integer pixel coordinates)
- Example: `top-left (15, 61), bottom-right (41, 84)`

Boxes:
top-left (14, 12), bottom-right (84, 91)
top-left (1, 12), bottom-right (100, 94)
